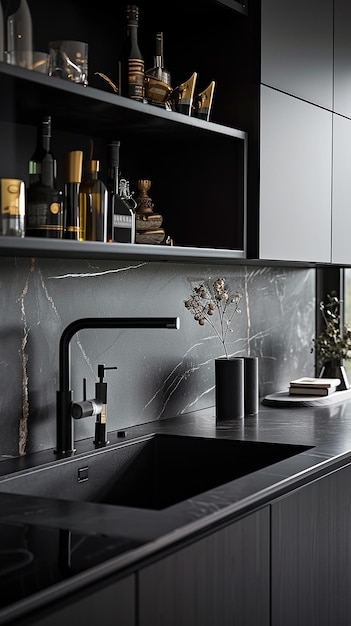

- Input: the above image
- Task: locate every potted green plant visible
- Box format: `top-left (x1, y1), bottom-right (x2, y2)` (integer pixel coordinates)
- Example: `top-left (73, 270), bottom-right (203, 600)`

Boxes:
top-left (313, 292), bottom-right (351, 390)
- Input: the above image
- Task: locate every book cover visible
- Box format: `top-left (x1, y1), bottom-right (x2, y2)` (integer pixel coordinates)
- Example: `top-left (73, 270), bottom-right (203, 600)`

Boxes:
top-left (289, 385), bottom-right (337, 396)
top-left (289, 376), bottom-right (341, 389)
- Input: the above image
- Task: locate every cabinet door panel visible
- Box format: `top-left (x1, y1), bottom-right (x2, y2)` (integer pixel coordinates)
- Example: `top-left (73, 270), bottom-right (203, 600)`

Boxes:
top-left (334, 0), bottom-right (351, 118)
top-left (260, 86), bottom-right (332, 262)
top-left (138, 508), bottom-right (270, 626)
top-left (332, 114), bottom-right (351, 264)
top-left (261, 0), bottom-right (333, 109)
top-left (25, 575), bottom-right (135, 626)
top-left (272, 464), bottom-right (351, 626)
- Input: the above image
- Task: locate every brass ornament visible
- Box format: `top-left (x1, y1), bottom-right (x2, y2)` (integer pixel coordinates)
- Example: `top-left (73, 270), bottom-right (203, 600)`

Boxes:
top-left (135, 179), bottom-right (165, 245)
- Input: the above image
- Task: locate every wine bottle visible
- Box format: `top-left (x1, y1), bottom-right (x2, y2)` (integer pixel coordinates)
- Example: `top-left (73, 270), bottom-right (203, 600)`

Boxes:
top-left (6, 0), bottom-right (33, 68)
top-left (145, 31), bottom-right (172, 106)
top-left (26, 115), bottom-right (63, 238)
top-left (63, 150), bottom-right (83, 240)
top-left (79, 156), bottom-right (108, 242)
top-left (107, 140), bottom-right (135, 244)
top-left (118, 5), bottom-right (145, 101)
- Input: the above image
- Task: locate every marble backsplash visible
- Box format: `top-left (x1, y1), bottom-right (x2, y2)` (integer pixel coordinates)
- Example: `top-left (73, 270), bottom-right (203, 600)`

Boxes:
top-left (0, 257), bottom-right (315, 458)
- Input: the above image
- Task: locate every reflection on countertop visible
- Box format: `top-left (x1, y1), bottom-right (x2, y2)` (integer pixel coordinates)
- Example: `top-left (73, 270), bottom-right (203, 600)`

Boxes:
top-left (1, 399), bottom-right (351, 623)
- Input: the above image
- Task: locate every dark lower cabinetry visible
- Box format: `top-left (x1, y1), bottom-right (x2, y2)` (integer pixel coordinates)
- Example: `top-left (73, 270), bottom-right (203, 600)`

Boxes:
top-left (138, 508), bottom-right (270, 626)
top-left (20, 575), bottom-right (135, 626)
top-left (8, 459), bottom-right (351, 625)
top-left (271, 462), bottom-right (351, 626)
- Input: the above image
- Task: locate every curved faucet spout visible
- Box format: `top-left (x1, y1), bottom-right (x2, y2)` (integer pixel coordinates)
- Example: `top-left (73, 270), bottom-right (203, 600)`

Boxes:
top-left (56, 316), bottom-right (180, 455)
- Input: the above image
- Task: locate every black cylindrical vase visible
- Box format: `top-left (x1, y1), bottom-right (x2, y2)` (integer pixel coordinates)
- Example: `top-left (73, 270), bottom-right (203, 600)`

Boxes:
top-left (242, 356), bottom-right (259, 415)
top-left (215, 357), bottom-right (244, 421)
top-left (319, 359), bottom-right (349, 391)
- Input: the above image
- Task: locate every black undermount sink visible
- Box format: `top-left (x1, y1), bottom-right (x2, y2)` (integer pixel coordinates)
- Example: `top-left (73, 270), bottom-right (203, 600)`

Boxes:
top-left (0, 434), bottom-right (313, 510)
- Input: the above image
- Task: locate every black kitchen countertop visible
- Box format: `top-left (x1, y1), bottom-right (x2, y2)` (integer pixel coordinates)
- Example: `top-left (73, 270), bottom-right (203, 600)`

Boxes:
top-left (1, 398), bottom-right (351, 624)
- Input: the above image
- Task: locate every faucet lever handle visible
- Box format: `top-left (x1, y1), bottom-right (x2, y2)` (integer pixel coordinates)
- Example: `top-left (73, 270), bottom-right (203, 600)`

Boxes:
top-left (97, 364), bottom-right (118, 382)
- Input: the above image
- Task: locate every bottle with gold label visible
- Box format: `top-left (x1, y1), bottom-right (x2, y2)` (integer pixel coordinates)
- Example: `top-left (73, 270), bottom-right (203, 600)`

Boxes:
top-left (0, 178), bottom-right (25, 236)
top-left (26, 115), bottom-right (63, 238)
top-left (118, 4), bottom-right (145, 101)
top-left (63, 150), bottom-right (83, 240)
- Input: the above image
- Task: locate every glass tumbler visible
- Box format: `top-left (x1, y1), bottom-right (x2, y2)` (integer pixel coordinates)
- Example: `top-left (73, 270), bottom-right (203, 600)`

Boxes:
top-left (49, 40), bottom-right (88, 85)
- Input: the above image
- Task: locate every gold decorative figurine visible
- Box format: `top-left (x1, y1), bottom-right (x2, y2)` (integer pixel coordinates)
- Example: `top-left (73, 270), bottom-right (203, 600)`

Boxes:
top-left (170, 71), bottom-right (198, 116)
top-left (135, 179), bottom-right (165, 245)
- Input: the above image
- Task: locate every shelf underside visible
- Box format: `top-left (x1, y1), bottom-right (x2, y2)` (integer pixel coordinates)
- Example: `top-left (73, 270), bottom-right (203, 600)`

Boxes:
top-left (0, 237), bottom-right (328, 268)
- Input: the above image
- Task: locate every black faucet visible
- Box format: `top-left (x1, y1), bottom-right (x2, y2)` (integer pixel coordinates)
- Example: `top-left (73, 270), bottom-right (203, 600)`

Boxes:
top-left (56, 316), bottom-right (180, 455)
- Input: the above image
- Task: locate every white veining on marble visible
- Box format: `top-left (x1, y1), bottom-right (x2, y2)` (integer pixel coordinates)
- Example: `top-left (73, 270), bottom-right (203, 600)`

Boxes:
top-left (244, 266), bottom-right (251, 355)
top-left (37, 265), bottom-right (60, 318)
top-left (0, 260), bottom-right (316, 456)
top-left (142, 351), bottom-right (215, 419)
top-left (17, 259), bottom-right (36, 456)
top-left (180, 386), bottom-right (214, 413)
top-left (47, 262), bottom-right (147, 279)
top-left (75, 334), bottom-right (95, 377)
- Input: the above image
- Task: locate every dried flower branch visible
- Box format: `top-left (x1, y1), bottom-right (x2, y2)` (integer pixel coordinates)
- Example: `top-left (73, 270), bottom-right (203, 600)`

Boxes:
top-left (184, 278), bottom-right (242, 359)
top-left (313, 292), bottom-right (351, 366)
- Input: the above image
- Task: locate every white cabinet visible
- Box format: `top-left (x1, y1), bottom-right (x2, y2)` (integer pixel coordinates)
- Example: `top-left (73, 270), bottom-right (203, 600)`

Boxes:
top-left (334, 0), bottom-right (351, 118)
top-left (259, 86), bottom-right (332, 262)
top-left (332, 114), bottom-right (351, 264)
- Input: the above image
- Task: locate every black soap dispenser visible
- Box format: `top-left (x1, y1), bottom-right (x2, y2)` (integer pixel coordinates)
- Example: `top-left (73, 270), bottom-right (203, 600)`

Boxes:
top-left (94, 364), bottom-right (117, 448)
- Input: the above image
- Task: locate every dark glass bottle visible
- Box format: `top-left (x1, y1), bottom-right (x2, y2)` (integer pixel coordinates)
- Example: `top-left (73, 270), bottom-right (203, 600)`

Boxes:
top-left (26, 116), bottom-right (63, 238)
top-left (107, 140), bottom-right (135, 243)
top-left (119, 5), bottom-right (144, 101)
top-left (63, 150), bottom-right (83, 240)
top-left (79, 158), bottom-right (108, 242)
top-left (145, 31), bottom-right (171, 105)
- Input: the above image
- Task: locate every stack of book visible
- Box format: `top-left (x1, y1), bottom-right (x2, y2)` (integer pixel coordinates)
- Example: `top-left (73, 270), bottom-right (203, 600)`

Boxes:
top-left (289, 377), bottom-right (341, 396)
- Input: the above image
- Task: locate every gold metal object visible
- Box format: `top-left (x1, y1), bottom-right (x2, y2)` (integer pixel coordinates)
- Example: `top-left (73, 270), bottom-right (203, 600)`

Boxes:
top-left (170, 71), bottom-right (197, 115)
top-left (193, 80), bottom-right (216, 121)
top-left (94, 72), bottom-right (119, 93)
top-left (135, 229), bottom-right (165, 245)
top-left (136, 213), bottom-right (163, 231)
top-left (144, 76), bottom-right (173, 104)
top-left (135, 179), bottom-right (165, 244)
top-left (0, 178), bottom-right (25, 236)
top-left (64, 150), bottom-right (83, 183)
top-left (136, 179), bottom-right (154, 214)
